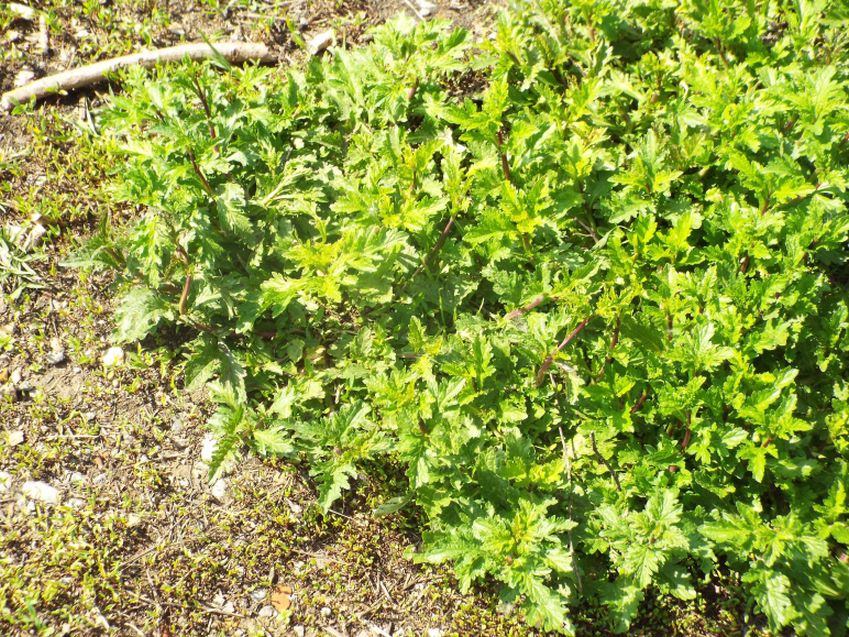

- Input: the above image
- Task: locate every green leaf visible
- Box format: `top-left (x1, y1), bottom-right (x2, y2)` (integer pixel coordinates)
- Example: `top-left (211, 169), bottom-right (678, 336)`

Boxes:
top-left (700, 516), bottom-right (753, 549)
top-left (317, 462), bottom-right (356, 512)
top-left (743, 568), bottom-right (797, 631)
top-left (522, 575), bottom-right (573, 635)
top-left (113, 287), bottom-right (167, 343)
top-left (252, 427), bottom-right (294, 456)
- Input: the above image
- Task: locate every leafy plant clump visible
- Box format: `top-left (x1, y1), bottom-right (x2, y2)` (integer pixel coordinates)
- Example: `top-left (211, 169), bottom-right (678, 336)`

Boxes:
top-left (84, 1), bottom-right (849, 633)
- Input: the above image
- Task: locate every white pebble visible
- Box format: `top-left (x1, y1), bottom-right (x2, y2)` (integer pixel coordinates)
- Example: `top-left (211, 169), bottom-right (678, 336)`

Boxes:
top-left (257, 605), bottom-right (277, 618)
top-left (200, 433), bottom-right (217, 463)
top-left (0, 471), bottom-right (12, 493)
top-left (9, 2), bottom-right (36, 19)
top-left (102, 346), bottom-right (124, 368)
top-left (418, 0), bottom-right (437, 16)
top-left (210, 478), bottom-right (229, 502)
top-left (22, 480), bottom-right (60, 504)
top-left (66, 497), bottom-right (86, 509)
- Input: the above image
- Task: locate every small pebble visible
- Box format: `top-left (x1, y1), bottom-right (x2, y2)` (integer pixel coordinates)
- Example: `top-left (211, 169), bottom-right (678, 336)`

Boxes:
top-left (286, 498), bottom-right (303, 517)
top-left (9, 2), bottom-right (36, 20)
top-left (48, 338), bottom-right (65, 364)
top-left (0, 471), bottom-right (12, 493)
top-left (427, 629), bottom-right (444, 637)
top-left (102, 346), bottom-right (124, 368)
top-left (7, 430), bottom-right (24, 446)
top-left (200, 433), bottom-right (217, 463)
top-left (22, 480), bottom-right (60, 504)
top-left (211, 593), bottom-right (235, 613)
top-left (210, 478), bottom-right (229, 502)
top-left (66, 497), bottom-right (86, 510)
top-left (320, 606), bottom-right (331, 617)
top-left (250, 588), bottom-right (268, 602)
top-left (47, 349), bottom-right (66, 366)
top-left (293, 626), bottom-right (305, 637)
top-left (418, 0), bottom-right (437, 16)
top-left (257, 605), bottom-right (277, 618)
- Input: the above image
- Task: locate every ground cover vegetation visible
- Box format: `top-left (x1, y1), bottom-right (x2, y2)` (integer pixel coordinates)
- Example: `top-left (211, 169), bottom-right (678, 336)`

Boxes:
top-left (73, 0), bottom-right (849, 633)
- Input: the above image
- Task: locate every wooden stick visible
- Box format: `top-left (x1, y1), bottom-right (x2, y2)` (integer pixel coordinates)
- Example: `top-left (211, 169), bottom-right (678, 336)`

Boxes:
top-left (1, 41), bottom-right (275, 111)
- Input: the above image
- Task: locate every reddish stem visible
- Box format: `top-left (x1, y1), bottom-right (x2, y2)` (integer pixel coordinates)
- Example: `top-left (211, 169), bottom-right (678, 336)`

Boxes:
top-left (414, 213), bottom-right (457, 277)
top-left (178, 272), bottom-right (192, 316)
top-left (630, 389), bottom-right (648, 414)
top-left (405, 79), bottom-right (419, 102)
top-left (506, 294), bottom-right (549, 320)
top-left (192, 74), bottom-right (217, 143)
top-left (535, 316), bottom-right (592, 386)
top-left (497, 127), bottom-right (512, 184)
top-left (187, 149), bottom-right (214, 197)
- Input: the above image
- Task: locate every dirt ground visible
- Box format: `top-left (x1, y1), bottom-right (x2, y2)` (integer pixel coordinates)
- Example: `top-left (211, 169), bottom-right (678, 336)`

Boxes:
top-left (0, 2), bottom-right (754, 636)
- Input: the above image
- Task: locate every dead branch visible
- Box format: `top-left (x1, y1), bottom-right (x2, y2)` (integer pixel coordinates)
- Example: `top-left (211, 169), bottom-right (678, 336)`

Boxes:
top-left (1, 41), bottom-right (275, 111)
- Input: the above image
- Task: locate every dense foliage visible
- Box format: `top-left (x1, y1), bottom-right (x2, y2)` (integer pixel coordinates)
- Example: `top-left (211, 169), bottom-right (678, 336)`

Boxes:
top-left (84, 0), bottom-right (849, 633)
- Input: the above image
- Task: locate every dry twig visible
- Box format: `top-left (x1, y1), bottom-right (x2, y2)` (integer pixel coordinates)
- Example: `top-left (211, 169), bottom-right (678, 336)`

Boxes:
top-left (1, 42), bottom-right (275, 111)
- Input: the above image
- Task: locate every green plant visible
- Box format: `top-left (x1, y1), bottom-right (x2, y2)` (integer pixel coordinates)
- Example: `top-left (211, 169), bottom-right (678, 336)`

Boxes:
top-left (84, 2), bottom-right (849, 633)
top-left (0, 225), bottom-right (45, 298)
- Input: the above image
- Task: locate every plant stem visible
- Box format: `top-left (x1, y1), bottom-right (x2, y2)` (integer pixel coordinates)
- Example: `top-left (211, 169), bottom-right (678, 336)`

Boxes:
top-left (414, 213), bottom-right (457, 277)
top-left (187, 148), bottom-right (215, 197)
top-left (505, 294), bottom-right (552, 320)
top-left (630, 388), bottom-right (648, 414)
top-left (191, 74), bottom-right (218, 145)
top-left (535, 316), bottom-right (591, 386)
top-left (590, 431), bottom-right (622, 492)
top-left (178, 271), bottom-right (193, 316)
top-left (558, 425), bottom-right (583, 594)
top-left (594, 317), bottom-right (620, 379)
top-left (497, 127), bottom-right (512, 184)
